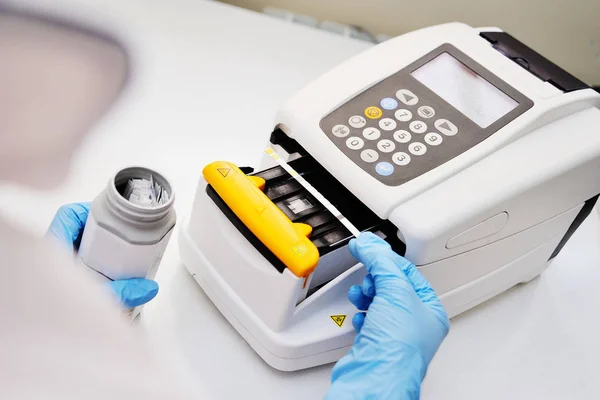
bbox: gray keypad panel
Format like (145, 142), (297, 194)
(319, 44), (533, 187)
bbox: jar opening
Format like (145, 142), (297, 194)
(113, 167), (173, 210)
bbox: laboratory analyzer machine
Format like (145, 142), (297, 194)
(179, 23), (600, 371)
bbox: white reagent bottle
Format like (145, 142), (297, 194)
(78, 167), (176, 316)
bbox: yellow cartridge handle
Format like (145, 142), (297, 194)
(203, 161), (319, 278)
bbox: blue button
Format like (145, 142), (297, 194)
(380, 97), (398, 110)
(375, 162), (394, 176)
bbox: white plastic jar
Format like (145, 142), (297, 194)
(78, 167), (176, 283)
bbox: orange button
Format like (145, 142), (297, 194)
(365, 106), (383, 119)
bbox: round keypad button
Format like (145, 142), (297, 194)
(346, 136), (364, 150)
(332, 124), (350, 137)
(365, 106), (383, 119)
(393, 130), (411, 143)
(424, 132), (443, 146)
(408, 142), (427, 155)
(380, 97), (398, 110)
(360, 149), (379, 163)
(434, 119), (458, 136)
(394, 109), (412, 122)
(395, 89), (419, 106)
(392, 152), (411, 166)
(377, 139), (396, 153)
(375, 162), (394, 176)
(348, 115), (367, 128)
(417, 106), (435, 119)
(378, 118), (397, 131)
(362, 127), (381, 141)
(409, 120), (427, 134)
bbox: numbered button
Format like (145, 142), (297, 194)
(348, 115), (366, 128)
(393, 130), (412, 143)
(424, 132), (443, 146)
(396, 89), (419, 106)
(346, 136), (364, 150)
(362, 127), (381, 141)
(375, 162), (394, 176)
(392, 152), (411, 166)
(360, 149), (379, 163)
(394, 109), (412, 122)
(378, 118), (397, 131)
(409, 120), (427, 134)
(377, 139), (396, 153)
(408, 142), (427, 155)
(332, 124), (350, 137)
(434, 119), (458, 136)
(417, 106), (435, 119)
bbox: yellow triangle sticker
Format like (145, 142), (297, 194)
(330, 315), (346, 328)
(292, 243), (307, 257)
(217, 168), (231, 178)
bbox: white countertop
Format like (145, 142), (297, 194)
(1, 1), (600, 399)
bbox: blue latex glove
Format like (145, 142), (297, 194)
(325, 232), (450, 400)
(47, 203), (159, 309)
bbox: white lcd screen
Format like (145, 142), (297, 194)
(411, 52), (518, 128)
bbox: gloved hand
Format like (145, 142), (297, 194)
(47, 202), (159, 309)
(326, 232), (450, 400)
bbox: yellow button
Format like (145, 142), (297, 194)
(365, 106), (383, 119)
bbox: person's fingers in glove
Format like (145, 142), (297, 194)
(352, 312), (366, 333)
(348, 273), (376, 333)
(349, 233), (447, 321)
(389, 251), (446, 315)
(47, 202), (159, 309)
(109, 278), (159, 309)
(348, 274), (375, 310)
(362, 273), (375, 297)
(349, 233), (450, 339)
(326, 232), (450, 400)
(349, 234), (415, 297)
(47, 202), (91, 251)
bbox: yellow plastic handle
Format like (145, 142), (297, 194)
(203, 161), (319, 278)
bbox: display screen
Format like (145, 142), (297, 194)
(411, 53), (518, 128)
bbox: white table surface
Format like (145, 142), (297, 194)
(1, 1), (600, 399)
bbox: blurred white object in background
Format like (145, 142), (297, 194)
(263, 6), (387, 43)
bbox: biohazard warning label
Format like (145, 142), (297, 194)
(330, 315), (346, 327)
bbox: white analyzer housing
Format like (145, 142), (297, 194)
(180, 23), (600, 371)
